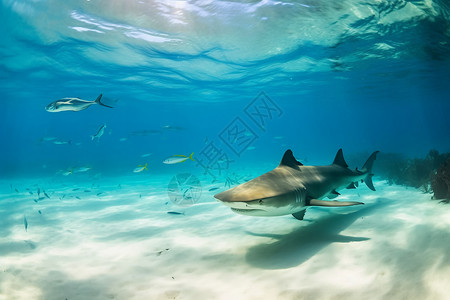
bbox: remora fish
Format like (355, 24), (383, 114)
(214, 149), (379, 220)
(163, 153), (194, 164)
(45, 94), (113, 112)
(91, 124), (106, 141)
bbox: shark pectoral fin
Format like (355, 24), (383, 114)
(327, 190), (340, 199)
(292, 210), (306, 220)
(308, 199), (364, 207)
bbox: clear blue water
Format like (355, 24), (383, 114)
(2, 0), (450, 180)
(2, 2), (450, 299)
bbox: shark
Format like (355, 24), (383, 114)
(214, 149), (379, 220)
(45, 94), (113, 112)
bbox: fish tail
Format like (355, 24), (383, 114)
(95, 94), (113, 108)
(361, 151), (380, 191)
(144, 163), (148, 170)
(189, 152), (194, 161)
(91, 135), (95, 141)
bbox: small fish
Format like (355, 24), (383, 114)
(43, 191), (50, 198)
(141, 153), (152, 157)
(163, 152), (194, 164)
(96, 192), (104, 196)
(15, 188), (19, 193)
(208, 187), (220, 192)
(62, 170), (73, 177)
(91, 124), (106, 141)
(72, 188), (80, 191)
(162, 125), (184, 131)
(75, 196), (81, 200)
(28, 191), (33, 195)
(133, 163), (148, 173)
(38, 210), (42, 215)
(37, 188), (41, 197)
(45, 94), (113, 112)
(167, 211), (185, 215)
(84, 190), (91, 193)
(53, 140), (72, 145)
(156, 248), (170, 256)
(37, 197), (45, 201)
(73, 166), (91, 173)
(24, 216), (28, 232)
(119, 137), (128, 142)
(247, 146), (256, 151)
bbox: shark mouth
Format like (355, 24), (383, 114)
(230, 208), (265, 213)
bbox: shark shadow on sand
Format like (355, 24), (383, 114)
(245, 200), (384, 269)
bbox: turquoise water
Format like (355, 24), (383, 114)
(2, 0), (450, 179)
(1, 1), (450, 299)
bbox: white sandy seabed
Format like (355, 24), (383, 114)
(1, 176), (449, 300)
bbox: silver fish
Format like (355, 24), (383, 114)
(163, 153), (194, 164)
(91, 124), (106, 141)
(45, 94), (113, 112)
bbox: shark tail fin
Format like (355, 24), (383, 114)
(189, 152), (194, 161)
(95, 94), (113, 108)
(361, 151), (380, 191)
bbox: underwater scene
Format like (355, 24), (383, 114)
(2, 0), (450, 299)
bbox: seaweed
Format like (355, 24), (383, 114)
(431, 157), (450, 203)
(376, 150), (450, 199)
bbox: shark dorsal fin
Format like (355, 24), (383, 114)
(332, 148), (349, 168)
(280, 149), (303, 169)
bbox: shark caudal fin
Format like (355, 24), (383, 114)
(94, 94), (113, 108)
(361, 151), (380, 191)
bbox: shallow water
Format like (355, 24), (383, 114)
(2, 179), (450, 299)
(1, 1), (450, 299)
